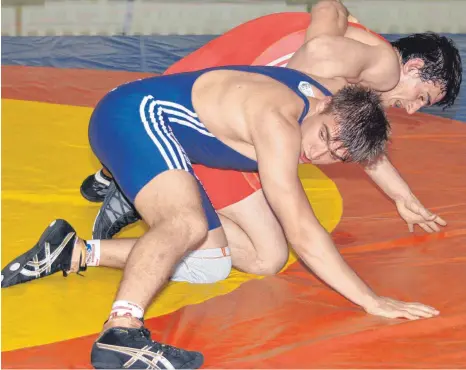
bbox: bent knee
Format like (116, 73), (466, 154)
(253, 253), (288, 275)
(171, 247), (232, 284)
(184, 214), (209, 246)
(154, 212), (209, 249)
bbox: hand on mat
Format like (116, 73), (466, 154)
(395, 196), (447, 233)
(365, 296), (440, 320)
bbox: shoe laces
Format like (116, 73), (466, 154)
(92, 179), (109, 195)
(133, 328), (183, 357)
(105, 188), (140, 232)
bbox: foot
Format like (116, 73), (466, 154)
(1, 219), (86, 288)
(92, 181), (142, 240)
(81, 169), (113, 203)
(91, 318), (204, 369)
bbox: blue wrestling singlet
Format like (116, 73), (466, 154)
(88, 65), (332, 230)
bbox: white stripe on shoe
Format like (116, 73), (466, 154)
(96, 342), (176, 369)
(95, 170), (111, 186)
(20, 232), (75, 277)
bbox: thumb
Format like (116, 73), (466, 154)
(408, 223), (414, 233)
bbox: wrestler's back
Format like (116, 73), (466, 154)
(91, 65), (329, 171)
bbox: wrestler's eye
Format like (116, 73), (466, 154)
(420, 94), (432, 106)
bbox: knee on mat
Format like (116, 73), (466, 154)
(253, 253), (288, 276)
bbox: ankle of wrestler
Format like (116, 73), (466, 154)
(73, 238), (101, 268)
(109, 300), (145, 322)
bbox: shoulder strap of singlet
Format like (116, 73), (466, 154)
(286, 70), (332, 123)
(303, 76), (332, 97)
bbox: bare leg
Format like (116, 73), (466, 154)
(74, 189), (286, 276)
(101, 167), (112, 178)
(218, 189), (289, 275)
(72, 227), (226, 270)
(106, 170), (209, 321)
(91, 169), (206, 368)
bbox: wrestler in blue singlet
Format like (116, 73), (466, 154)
(89, 66), (332, 231)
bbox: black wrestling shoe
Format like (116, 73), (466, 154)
(80, 169), (113, 203)
(92, 181), (141, 240)
(1, 219), (86, 288)
(91, 326), (204, 369)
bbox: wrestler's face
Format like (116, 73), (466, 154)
(381, 58), (445, 114)
(299, 98), (348, 165)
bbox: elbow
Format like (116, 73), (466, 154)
(303, 35), (334, 55)
(297, 36), (335, 72)
(312, 1), (348, 19)
(287, 224), (329, 258)
(292, 238), (328, 267)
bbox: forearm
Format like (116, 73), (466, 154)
(364, 155), (412, 201)
(306, 0), (349, 41)
(293, 228), (378, 309)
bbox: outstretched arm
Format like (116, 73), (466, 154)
(251, 109), (439, 319)
(364, 155), (447, 232)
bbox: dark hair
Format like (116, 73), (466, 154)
(324, 85), (390, 164)
(391, 32), (462, 110)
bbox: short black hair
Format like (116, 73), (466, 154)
(324, 85), (390, 164)
(391, 32), (462, 110)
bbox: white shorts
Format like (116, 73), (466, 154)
(171, 247), (232, 284)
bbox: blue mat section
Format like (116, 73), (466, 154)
(1, 35), (216, 74)
(2, 34), (465, 121)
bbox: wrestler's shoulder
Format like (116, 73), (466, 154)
(360, 42), (400, 91)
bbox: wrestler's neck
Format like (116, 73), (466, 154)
(307, 98), (319, 117)
(308, 75), (346, 97)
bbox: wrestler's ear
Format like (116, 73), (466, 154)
(403, 58), (425, 76)
(315, 96), (332, 114)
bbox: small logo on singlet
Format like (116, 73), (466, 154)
(298, 81), (315, 98)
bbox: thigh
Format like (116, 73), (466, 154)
(134, 170), (206, 228)
(133, 164), (225, 234)
(135, 170), (227, 253)
(218, 189), (288, 258)
(192, 165), (288, 257)
(131, 159), (224, 234)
